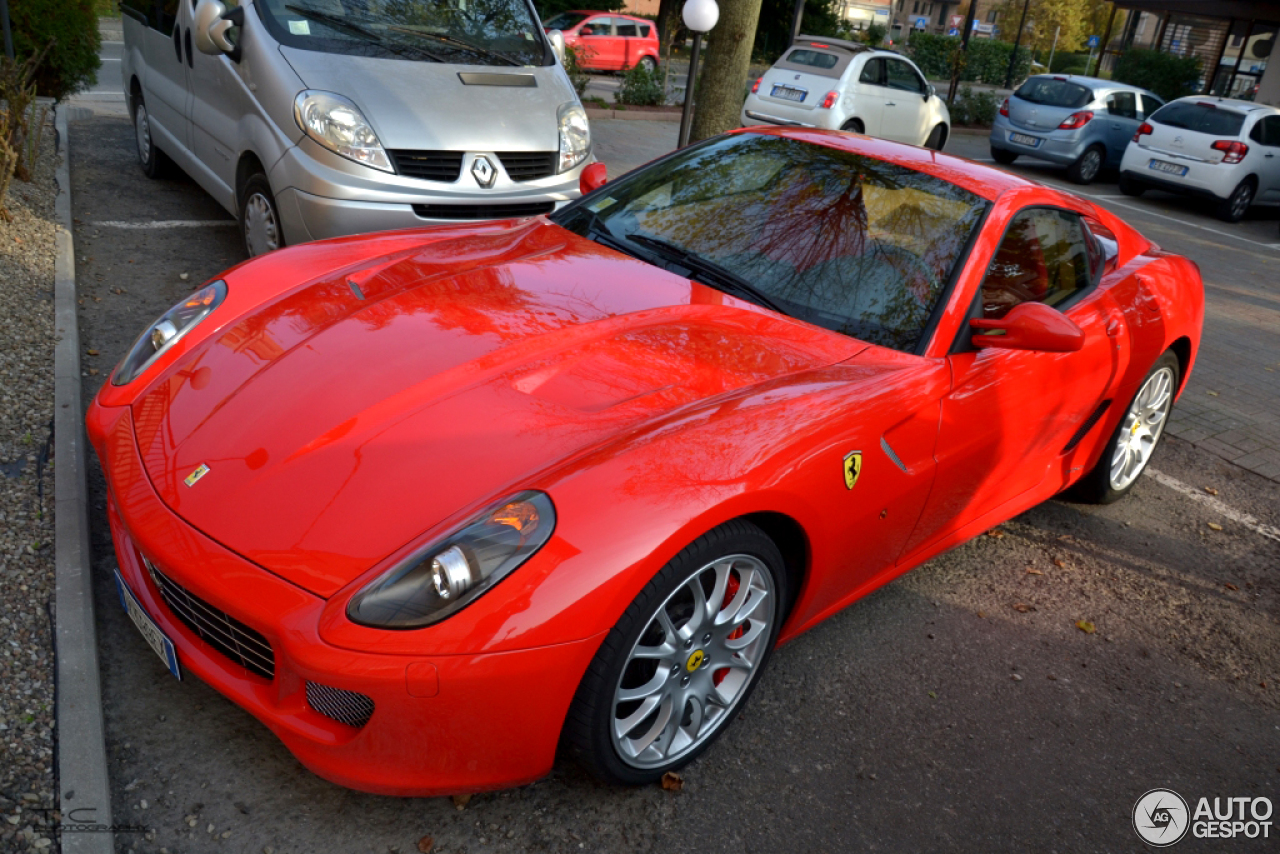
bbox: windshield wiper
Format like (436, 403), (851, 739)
(284, 6), (447, 61)
(625, 234), (788, 315)
(385, 26), (523, 66)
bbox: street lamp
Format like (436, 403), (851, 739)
(677, 0), (718, 148)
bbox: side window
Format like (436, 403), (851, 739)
(980, 209), (1093, 319)
(1106, 91), (1137, 120)
(582, 17), (613, 36)
(1140, 94), (1164, 119)
(616, 19), (638, 37)
(1249, 116), (1280, 146)
(885, 59), (925, 93)
(157, 0), (180, 35)
(120, 0), (151, 25)
(859, 58), (885, 86)
(639, 24), (651, 37)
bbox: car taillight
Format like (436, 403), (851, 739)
(1211, 140), (1248, 164)
(1058, 111), (1094, 130)
(821, 90), (838, 109)
(751, 77), (761, 94)
(999, 98), (1009, 117)
(1133, 121), (1153, 142)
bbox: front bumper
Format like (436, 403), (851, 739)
(87, 401), (604, 796)
(989, 115), (1087, 167)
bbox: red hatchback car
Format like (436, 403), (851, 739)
(89, 128), (1202, 796)
(545, 10), (660, 72)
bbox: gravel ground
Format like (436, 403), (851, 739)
(0, 107), (60, 851)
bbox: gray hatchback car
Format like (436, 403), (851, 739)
(990, 75), (1164, 184)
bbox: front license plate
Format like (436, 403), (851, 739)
(1009, 132), (1041, 147)
(770, 84), (807, 103)
(1148, 158), (1188, 177)
(115, 570), (181, 680)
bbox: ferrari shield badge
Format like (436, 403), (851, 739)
(843, 451), (862, 490)
(184, 463), (211, 487)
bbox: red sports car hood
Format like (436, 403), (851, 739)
(131, 219), (863, 597)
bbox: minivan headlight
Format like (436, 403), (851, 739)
(294, 90), (394, 173)
(113, 281), (227, 386)
(348, 491), (556, 629)
(557, 102), (590, 173)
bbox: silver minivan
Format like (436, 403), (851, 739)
(120, 0), (592, 256)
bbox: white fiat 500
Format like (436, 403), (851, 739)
(741, 36), (950, 149)
(1118, 97), (1280, 222)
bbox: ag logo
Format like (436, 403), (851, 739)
(843, 450), (862, 490)
(184, 463), (211, 487)
(685, 650), (705, 672)
(471, 155), (497, 188)
(1133, 788), (1190, 846)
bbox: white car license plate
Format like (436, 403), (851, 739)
(770, 85), (807, 103)
(1009, 132), (1041, 147)
(115, 570), (181, 680)
(1148, 159), (1188, 177)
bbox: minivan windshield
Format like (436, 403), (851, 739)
(258, 0), (549, 66)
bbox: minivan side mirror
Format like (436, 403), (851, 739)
(580, 162), (607, 195)
(547, 29), (566, 64)
(194, 0), (243, 62)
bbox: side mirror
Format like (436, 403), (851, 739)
(195, 0), (243, 61)
(925, 83), (935, 102)
(546, 29), (565, 64)
(969, 302), (1085, 352)
(580, 25), (595, 36)
(580, 162), (607, 195)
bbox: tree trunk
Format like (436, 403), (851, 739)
(655, 0), (680, 48)
(688, 0), (764, 144)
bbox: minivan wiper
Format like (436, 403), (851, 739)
(285, 5), (381, 42)
(625, 234), (788, 315)
(386, 27), (523, 66)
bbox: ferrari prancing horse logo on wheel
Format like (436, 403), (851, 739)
(843, 451), (862, 490)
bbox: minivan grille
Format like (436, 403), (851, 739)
(144, 559), (275, 680)
(496, 151), (557, 181)
(389, 150), (465, 182)
(412, 201), (555, 220)
(306, 681), (375, 728)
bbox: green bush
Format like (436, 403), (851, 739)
(561, 45), (593, 97)
(946, 85), (999, 127)
(7, 0), (100, 100)
(1113, 48), (1202, 102)
(908, 32), (1031, 86)
(1050, 51), (1090, 75)
(861, 22), (887, 46)
(616, 63), (665, 107)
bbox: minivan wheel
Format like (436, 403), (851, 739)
(991, 147), (1017, 165)
(1118, 172), (1145, 196)
(133, 93), (170, 179)
(1216, 178), (1255, 223)
(240, 174), (283, 257)
(1067, 145), (1104, 184)
(636, 56), (657, 73)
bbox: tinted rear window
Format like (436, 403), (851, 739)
(1150, 102), (1246, 136)
(1014, 78), (1092, 109)
(786, 48), (839, 69)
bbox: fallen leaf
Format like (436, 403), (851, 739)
(661, 771), (683, 792)
(1207, 390), (1219, 396)
(986, 529), (1006, 539)
(976, 610), (986, 619)
(1012, 603), (1035, 613)
(88, 368), (98, 376)
(1075, 620), (1096, 634)
(1204, 486), (1219, 495)
(180, 272), (190, 281)
(13, 236), (21, 244)
(1057, 534), (1075, 542)
(1207, 522), (1223, 531)
(1224, 582), (1238, 591)
(1025, 568), (1043, 576)
(450, 794), (471, 810)
(927, 690), (937, 699)
(1011, 673), (1023, 682)
(416, 835), (434, 854)
(1053, 559), (1066, 568)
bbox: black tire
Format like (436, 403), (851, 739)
(1118, 172), (1145, 196)
(1066, 145), (1105, 185)
(924, 123), (947, 151)
(991, 147), (1017, 165)
(840, 118), (865, 134)
(562, 519), (787, 785)
(1072, 352), (1180, 505)
(1215, 178), (1255, 223)
(239, 173), (284, 258)
(132, 91), (171, 179)
(636, 55), (657, 73)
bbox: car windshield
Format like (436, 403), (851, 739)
(257, 0), (548, 66)
(543, 11), (589, 30)
(1150, 101), (1247, 136)
(550, 133), (989, 353)
(1014, 78), (1092, 109)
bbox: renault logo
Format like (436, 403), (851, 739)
(471, 155), (497, 188)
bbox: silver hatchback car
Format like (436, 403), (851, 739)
(990, 75), (1164, 184)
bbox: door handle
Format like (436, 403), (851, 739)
(886, 101), (896, 107)
(1106, 316), (1123, 337)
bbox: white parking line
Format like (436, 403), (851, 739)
(1145, 468), (1280, 542)
(93, 220), (236, 229)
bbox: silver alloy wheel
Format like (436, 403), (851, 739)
(610, 553), (776, 769)
(135, 103), (152, 164)
(1109, 365), (1175, 491)
(1229, 182), (1254, 220)
(1078, 148), (1102, 182)
(243, 191), (280, 256)
(638, 56), (656, 73)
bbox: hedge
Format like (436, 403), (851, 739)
(6, 0), (100, 100)
(907, 32), (1032, 86)
(1112, 48), (1202, 102)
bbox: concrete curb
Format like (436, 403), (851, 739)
(586, 107), (681, 122)
(52, 105), (114, 854)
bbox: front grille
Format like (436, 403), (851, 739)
(496, 151), (557, 182)
(145, 560), (275, 680)
(306, 681), (375, 728)
(389, 150), (465, 182)
(412, 201), (555, 220)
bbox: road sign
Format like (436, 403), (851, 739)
(949, 14), (964, 28)
(947, 27), (959, 36)
(1087, 34), (1100, 47)
(915, 16), (928, 28)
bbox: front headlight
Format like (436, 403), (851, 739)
(112, 281), (227, 386)
(557, 102), (590, 173)
(293, 90), (393, 173)
(348, 491), (556, 629)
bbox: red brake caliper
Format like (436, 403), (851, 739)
(713, 572), (743, 687)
